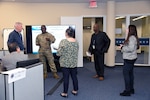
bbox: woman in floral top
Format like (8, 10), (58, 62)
(57, 27), (79, 97)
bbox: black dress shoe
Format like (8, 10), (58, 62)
(130, 89), (134, 94)
(60, 93), (68, 98)
(120, 90), (131, 96)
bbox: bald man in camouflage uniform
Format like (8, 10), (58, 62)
(36, 25), (59, 79)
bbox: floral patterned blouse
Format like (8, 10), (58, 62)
(57, 39), (79, 68)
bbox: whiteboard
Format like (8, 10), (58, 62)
(3, 28), (24, 50)
(30, 25), (75, 54)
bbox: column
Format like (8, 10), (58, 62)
(106, 0), (116, 67)
(125, 16), (130, 38)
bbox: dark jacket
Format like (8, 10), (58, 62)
(7, 30), (24, 50)
(88, 31), (110, 55)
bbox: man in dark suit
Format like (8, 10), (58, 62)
(88, 24), (110, 81)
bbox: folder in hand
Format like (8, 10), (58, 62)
(86, 51), (92, 57)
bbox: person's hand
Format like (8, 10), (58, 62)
(53, 46), (58, 50)
(86, 51), (92, 57)
(118, 44), (123, 49)
(46, 38), (50, 41)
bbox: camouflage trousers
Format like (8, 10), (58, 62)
(38, 50), (57, 75)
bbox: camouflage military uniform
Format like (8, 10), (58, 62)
(36, 32), (57, 77)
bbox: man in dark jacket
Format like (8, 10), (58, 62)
(88, 24), (110, 81)
(7, 22), (24, 51)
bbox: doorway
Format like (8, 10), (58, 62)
(83, 17), (104, 62)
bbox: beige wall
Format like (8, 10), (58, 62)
(0, 2), (107, 49)
(83, 30), (92, 56)
(0, 1), (150, 49)
(116, 1), (150, 15)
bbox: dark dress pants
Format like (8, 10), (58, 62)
(94, 53), (104, 77)
(123, 59), (136, 92)
(61, 67), (78, 93)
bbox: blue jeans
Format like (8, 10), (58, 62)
(61, 67), (78, 93)
(123, 59), (136, 92)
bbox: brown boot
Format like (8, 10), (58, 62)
(99, 77), (104, 81)
(53, 72), (60, 79)
(44, 73), (48, 79)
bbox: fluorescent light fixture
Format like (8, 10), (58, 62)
(115, 16), (125, 20)
(132, 15), (147, 21)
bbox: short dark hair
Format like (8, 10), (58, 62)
(66, 27), (75, 38)
(8, 43), (19, 53)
